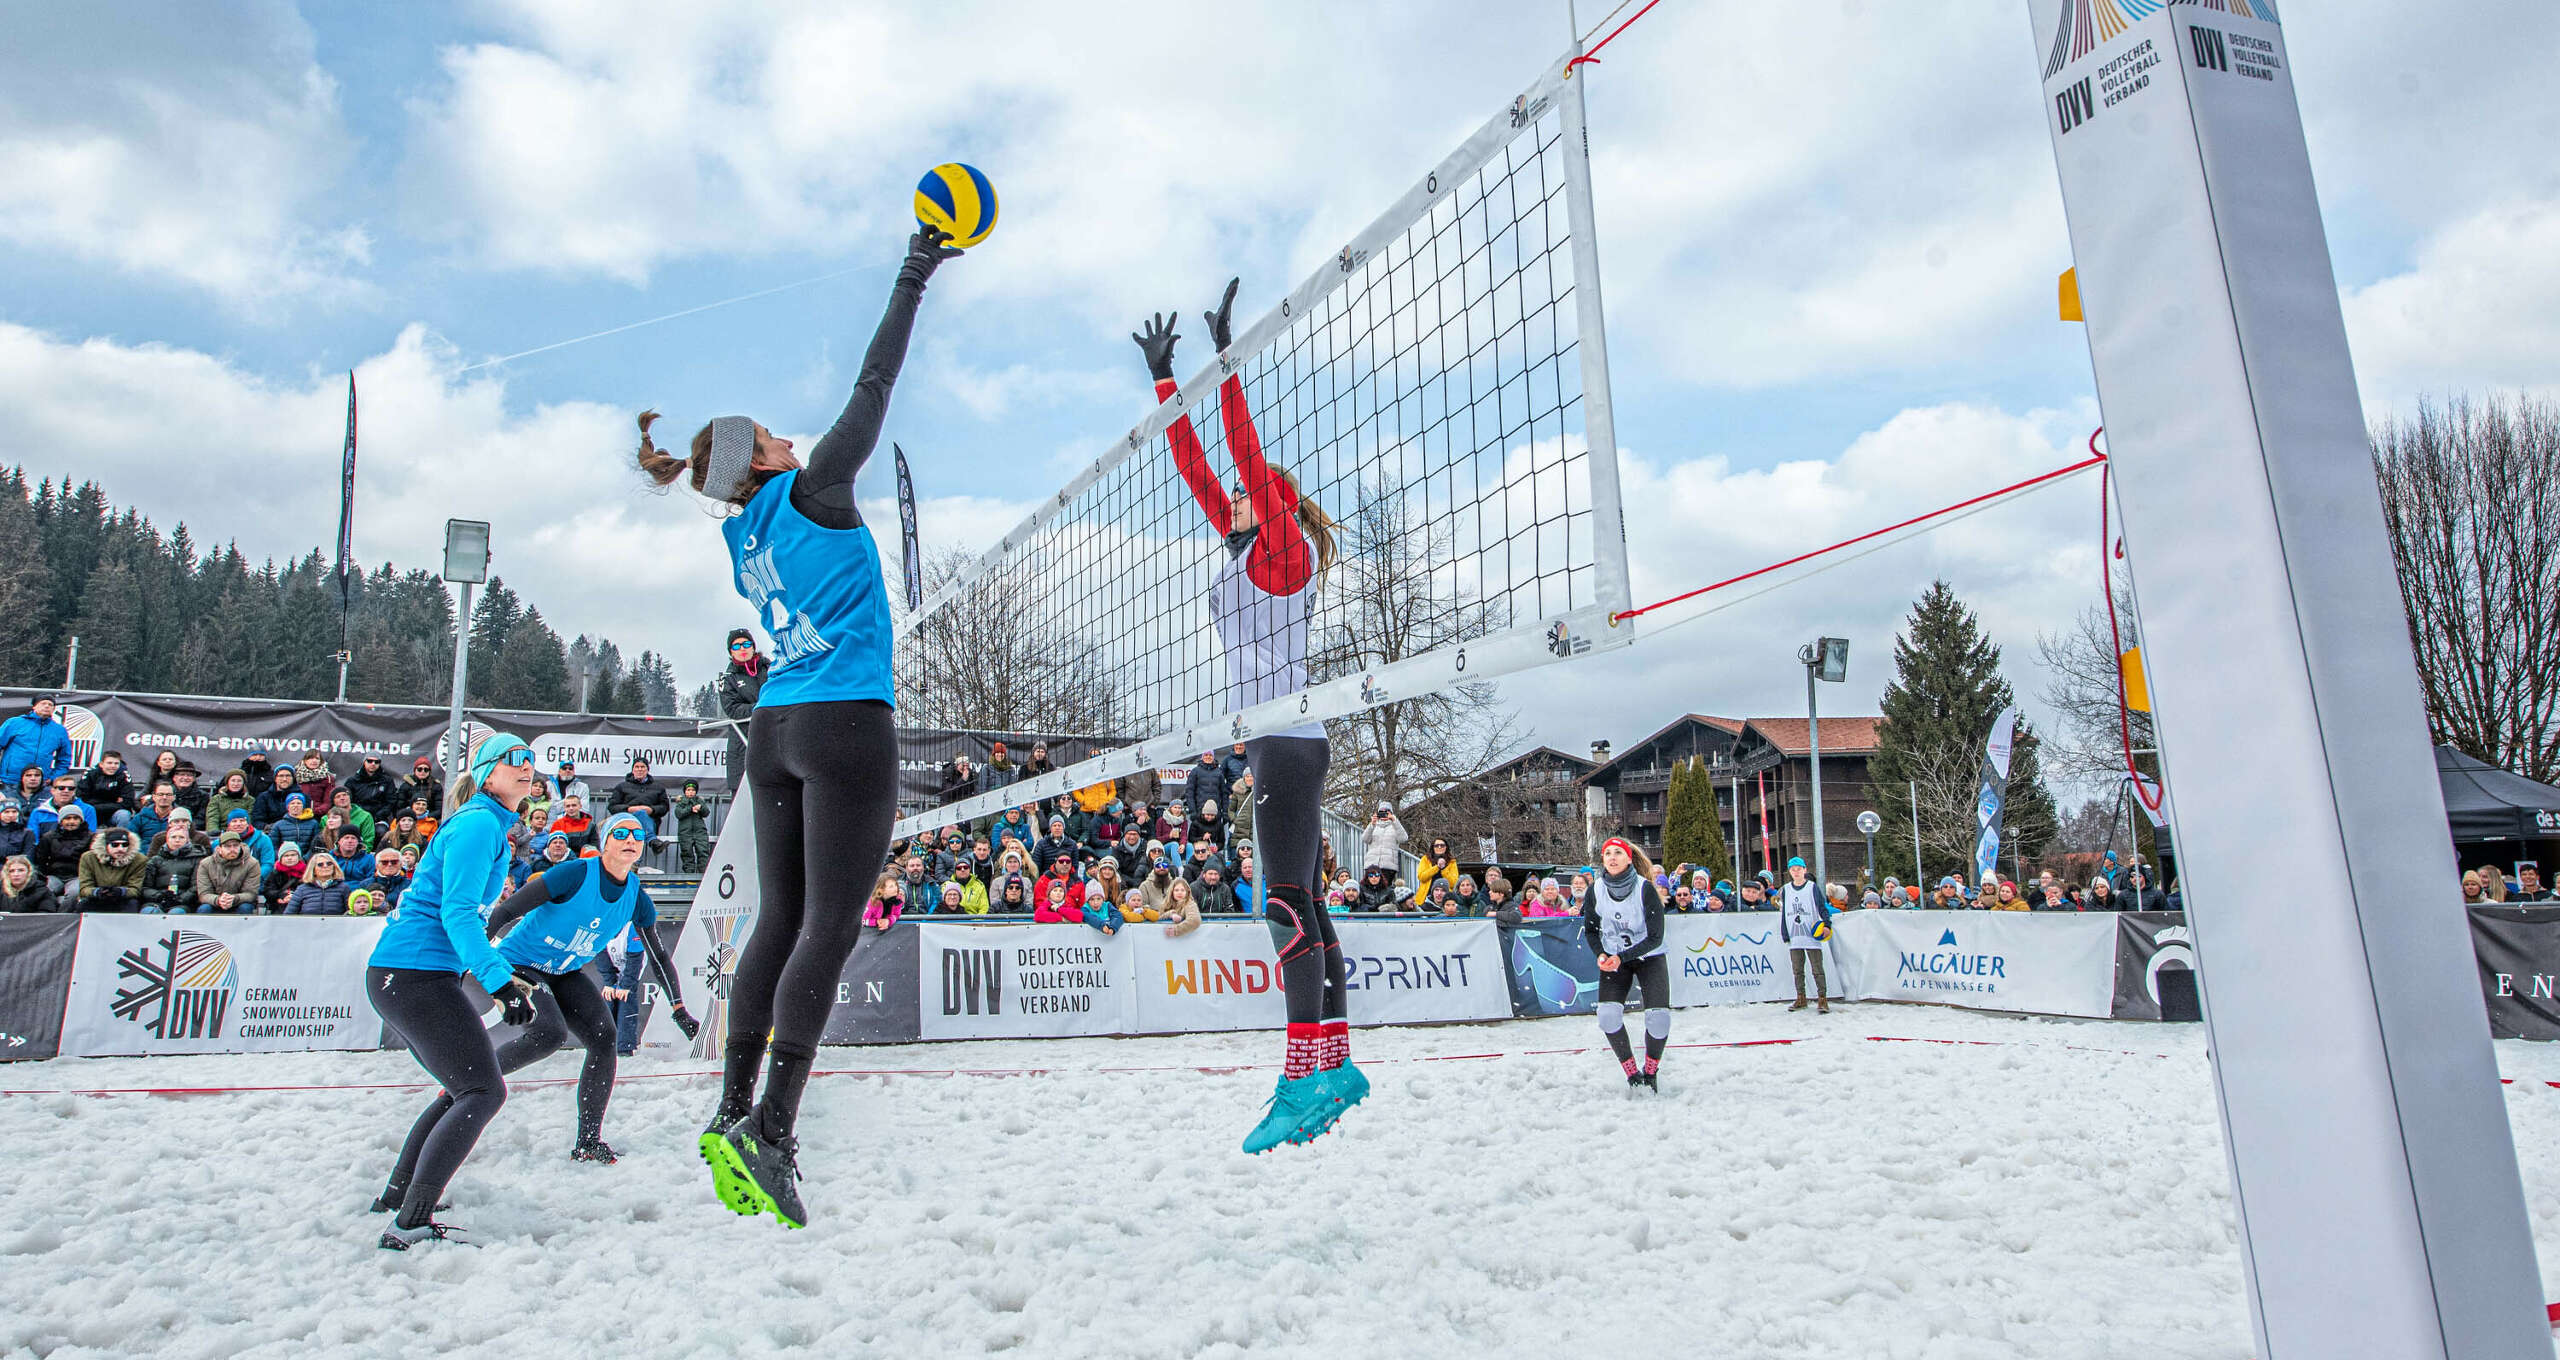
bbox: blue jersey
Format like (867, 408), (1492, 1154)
(722, 471), (894, 709)
(497, 859), (658, 974)
(368, 793), (517, 992)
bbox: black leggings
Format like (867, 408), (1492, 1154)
(1596, 953), (1671, 1065)
(385, 968), (618, 1200)
(368, 967), (503, 1228)
(727, 699), (898, 1113)
(1246, 735), (1344, 1026)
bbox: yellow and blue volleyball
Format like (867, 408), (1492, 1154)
(914, 163), (997, 249)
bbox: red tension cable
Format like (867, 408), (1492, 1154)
(1569, 0), (1663, 67)
(1609, 450), (2108, 624)
(2094, 427), (2165, 813)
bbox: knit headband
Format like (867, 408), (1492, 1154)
(702, 415), (759, 502)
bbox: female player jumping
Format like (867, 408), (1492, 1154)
(373, 813), (700, 1208)
(363, 733), (544, 1249)
(1583, 837), (1670, 1092)
(639, 226), (961, 1226)
(1134, 278), (1362, 1153)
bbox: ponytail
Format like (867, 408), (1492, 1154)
(445, 773), (480, 818)
(1274, 469), (1337, 580)
(638, 409), (764, 509)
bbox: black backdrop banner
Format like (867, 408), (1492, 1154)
(0, 914), (79, 1062)
(15, 687), (1122, 804)
(2109, 912), (2197, 1021)
(2468, 906), (2560, 1040)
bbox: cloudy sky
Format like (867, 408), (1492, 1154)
(5, 1), (2553, 797)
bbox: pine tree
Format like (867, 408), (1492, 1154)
(68, 543), (143, 690)
(1660, 756), (1734, 884)
(0, 470), (53, 682)
(1871, 580), (2061, 880)
(634, 651), (678, 715)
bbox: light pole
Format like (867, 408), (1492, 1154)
(1798, 637), (1849, 888)
(1857, 808), (1882, 893)
(442, 519), (491, 784)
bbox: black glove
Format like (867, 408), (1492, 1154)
(671, 1003), (701, 1040)
(1204, 276), (1239, 352)
(1132, 312), (1179, 382)
(497, 973), (541, 1028)
(897, 226), (964, 288)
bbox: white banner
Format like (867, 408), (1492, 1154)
(1665, 913), (1796, 1007)
(528, 730), (727, 787)
(1828, 909), (2117, 1019)
(60, 916), (387, 1057)
(1334, 920), (1509, 1025)
(916, 923), (1133, 1040)
(1129, 921), (1508, 1033)
(640, 784), (756, 1057)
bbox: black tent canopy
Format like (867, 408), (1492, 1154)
(2436, 745), (2560, 843)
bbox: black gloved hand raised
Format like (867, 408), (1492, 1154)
(498, 973), (541, 1028)
(898, 227), (965, 288)
(1204, 276), (1239, 353)
(671, 1003), (701, 1040)
(1133, 312), (1180, 383)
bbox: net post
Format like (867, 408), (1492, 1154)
(1558, 44), (1634, 621)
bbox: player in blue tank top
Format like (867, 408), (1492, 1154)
(363, 732), (547, 1249)
(635, 225), (963, 1228)
(374, 814), (698, 1197)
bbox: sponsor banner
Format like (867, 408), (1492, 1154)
(60, 916), (387, 1056)
(0, 915), (79, 1061)
(1665, 913), (1794, 1007)
(1828, 909), (2117, 1019)
(916, 923), (1132, 1040)
(527, 731), (727, 787)
(1334, 920), (1507, 1024)
(2467, 906), (2560, 1041)
(822, 923), (922, 1045)
(1498, 918), (1601, 1017)
(1133, 924), (1288, 1033)
(641, 789), (759, 1057)
(2110, 911), (2198, 1022)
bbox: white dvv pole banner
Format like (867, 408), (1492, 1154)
(640, 787), (758, 1058)
(2025, 4), (2542, 1356)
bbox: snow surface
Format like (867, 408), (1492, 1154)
(7, 1003), (2560, 1359)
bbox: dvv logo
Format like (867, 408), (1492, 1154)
(113, 929), (237, 1040)
(1895, 927), (2009, 996)
(941, 947), (1005, 1016)
(59, 702), (104, 772)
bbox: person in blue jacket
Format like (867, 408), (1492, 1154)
(636, 224), (961, 1229)
(0, 697), (74, 785)
(363, 732), (546, 1250)
(375, 814), (698, 1200)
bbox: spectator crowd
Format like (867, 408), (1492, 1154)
(0, 694), (717, 915)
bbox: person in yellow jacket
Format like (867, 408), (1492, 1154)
(1410, 836), (1460, 907)
(1072, 779), (1116, 815)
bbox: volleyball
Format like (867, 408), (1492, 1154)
(914, 162), (997, 249)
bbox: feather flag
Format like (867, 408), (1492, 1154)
(335, 372), (358, 622)
(893, 442), (922, 611)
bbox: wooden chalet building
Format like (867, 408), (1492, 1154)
(1402, 745), (1597, 866)
(1585, 713), (1882, 883)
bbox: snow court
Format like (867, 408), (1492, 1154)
(8, 1008), (2560, 1359)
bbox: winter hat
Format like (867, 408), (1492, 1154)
(285, 793), (307, 811)
(727, 628), (753, 647)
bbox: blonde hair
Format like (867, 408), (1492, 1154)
(446, 773), (481, 818)
(1, 855), (30, 888)
(304, 855), (342, 885)
(872, 869), (903, 902)
(636, 410), (766, 509)
(1167, 877), (1195, 906)
(1272, 469), (1338, 579)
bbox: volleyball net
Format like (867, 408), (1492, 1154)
(892, 47), (1633, 836)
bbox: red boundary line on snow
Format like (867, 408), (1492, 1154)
(0, 1034), (2242, 1099)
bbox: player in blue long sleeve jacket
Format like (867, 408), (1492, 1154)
(363, 732), (546, 1250)
(376, 813), (697, 1194)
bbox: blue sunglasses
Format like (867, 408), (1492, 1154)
(605, 824), (647, 843)
(489, 747), (534, 770)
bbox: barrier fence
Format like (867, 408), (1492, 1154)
(0, 908), (2240, 1062)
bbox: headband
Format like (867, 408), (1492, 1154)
(467, 731), (530, 782)
(603, 811), (649, 838)
(1601, 837), (1636, 861)
(702, 415), (759, 502)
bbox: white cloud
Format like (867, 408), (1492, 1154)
(2343, 201), (2560, 408)
(0, 321), (1030, 697)
(0, 3), (366, 306)
(1497, 400), (2111, 786)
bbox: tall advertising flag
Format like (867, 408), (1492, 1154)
(335, 372), (358, 622)
(892, 442), (922, 611)
(1971, 705), (2017, 884)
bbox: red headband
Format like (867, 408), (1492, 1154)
(1601, 837), (1636, 861)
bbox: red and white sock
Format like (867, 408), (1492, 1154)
(1285, 1023), (1320, 1080)
(1620, 1056), (1639, 1076)
(1317, 1020), (1349, 1071)
(1642, 1056), (1660, 1076)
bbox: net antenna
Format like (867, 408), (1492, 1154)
(893, 44), (1632, 837)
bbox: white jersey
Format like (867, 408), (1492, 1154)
(1591, 872), (1659, 959)
(1780, 879), (1826, 950)
(1212, 541), (1323, 741)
